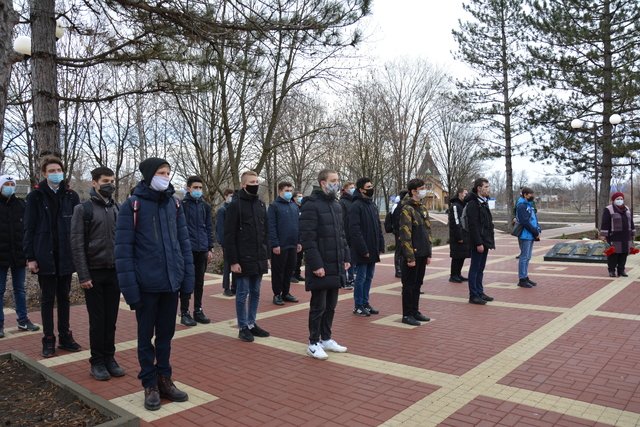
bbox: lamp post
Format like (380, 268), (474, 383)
(571, 114), (622, 229)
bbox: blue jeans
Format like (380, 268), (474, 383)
(468, 248), (488, 298)
(354, 263), (375, 307)
(518, 239), (534, 279)
(0, 266), (27, 324)
(236, 275), (262, 328)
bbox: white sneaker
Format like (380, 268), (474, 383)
(306, 343), (329, 360)
(320, 339), (347, 353)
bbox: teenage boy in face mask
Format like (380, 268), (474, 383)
(515, 187), (541, 288)
(24, 156), (81, 357)
(179, 176), (214, 326)
(291, 191), (305, 283)
(224, 171), (270, 342)
(216, 188), (237, 296)
(0, 175), (40, 339)
(115, 157), (194, 411)
(268, 182), (301, 305)
(70, 167), (123, 381)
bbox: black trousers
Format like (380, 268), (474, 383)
(308, 287), (339, 344)
(450, 258), (465, 277)
(135, 291), (178, 388)
(394, 237), (402, 276)
(607, 253), (628, 274)
(401, 256), (427, 317)
(295, 251), (304, 277)
(84, 269), (120, 366)
(271, 248), (297, 296)
(38, 274), (72, 337)
(180, 251), (208, 312)
(222, 249), (237, 292)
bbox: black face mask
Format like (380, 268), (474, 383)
(526, 196), (534, 202)
(364, 188), (375, 198)
(245, 184), (259, 195)
(98, 183), (115, 198)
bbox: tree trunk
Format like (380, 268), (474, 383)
(500, 6), (515, 226)
(30, 0), (60, 160)
(0, 0), (19, 172)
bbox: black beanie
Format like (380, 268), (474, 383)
(139, 157), (170, 185)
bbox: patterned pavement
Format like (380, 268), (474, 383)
(2, 233), (640, 426)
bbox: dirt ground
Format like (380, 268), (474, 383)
(0, 358), (112, 427)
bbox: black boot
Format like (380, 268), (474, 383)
(144, 386), (161, 411)
(42, 336), (56, 357)
(58, 331), (81, 352)
(158, 375), (188, 402)
(90, 364), (111, 381)
(526, 277), (537, 286)
(517, 278), (533, 288)
(193, 308), (211, 324)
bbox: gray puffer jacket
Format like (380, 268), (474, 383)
(70, 190), (119, 283)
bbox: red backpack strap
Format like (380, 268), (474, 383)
(130, 196), (140, 229)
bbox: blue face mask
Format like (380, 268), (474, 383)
(296, 196), (303, 204)
(48, 172), (64, 185)
(191, 190), (203, 199)
(348, 187), (355, 195)
(1, 186), (15, 197)
(283, 191), (293, 201)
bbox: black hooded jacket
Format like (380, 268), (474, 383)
(0, 194), (26, 268)
(464, 192), (495, 250)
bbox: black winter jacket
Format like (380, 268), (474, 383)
(348, 191), (385, 264)
(0, 194), (26, 268)
(70, 190), (118, 283)
(300, 189), (350, 288)
(23, 180), (80, 276)
(448, 196), (470, 259)
(182, 193), (214, 252)
(339, 192), (354, 245)
(223, 189), (269, 276)
(464, 192), (495, 250)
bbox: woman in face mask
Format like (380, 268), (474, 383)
(600, 192), (636, 277)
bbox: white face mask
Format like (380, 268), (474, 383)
(226, 195), (233, 203)
(150, 175), (171, 191)
(614, 199), (624, 207)
(418, 189), (428, 199)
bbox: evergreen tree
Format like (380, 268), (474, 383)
(452, 0), (529, 223)
(525, 0), (640, 226)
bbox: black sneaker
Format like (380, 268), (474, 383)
(238, 327), (254, 342)
(401, 316), (421, 326)
(223, 289), (234, 296)
(608, 271), (617, 277)
(193, 308), (211, 324)
(619, 271), (628, 277)
(480, 293), (494, 302)
(295, 274), (305, 281)
(395, 272), (402, 278)
(343, 280), (354, 290)
(42, 335), (56, 357)
(144, 386), (161, 411)
(180, 312), (197, 326)
(283, 294), (298, 303)
(526, 277), (538, 286)
(273, 295), (285, 305)
(289, 276), (299, 283)
(517, 280), (533, 288)
(105, 359), (125, 377)
(449, 276), (463, 283)
(90, 364), (111, 381)
(249, 324), (270, 338)
(363, 303), (379, 315)
(58, 331), (81, 352)
(459, 276), (468, 281)
(413, 312), (430, 322)
(469, 296), (487, 305)
(17, 319), (40, 332)
(353, 306), (370, 317)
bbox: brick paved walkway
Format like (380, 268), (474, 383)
(2, 234), (640, 426)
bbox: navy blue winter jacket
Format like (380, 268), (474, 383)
(215, 202), (230, 245)
(268, 196), (299, 250)
(114, 181), (195, 308)
(23, 180), (80, 276)
(182, 193), (214, 252)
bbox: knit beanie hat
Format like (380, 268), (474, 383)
(0, 175), (16, 188)
(611, 191), (624, 202)
(139, 157), (170, 185)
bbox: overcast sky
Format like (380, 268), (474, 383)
(359, 0), (559, 184)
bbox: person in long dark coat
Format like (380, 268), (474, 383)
(448, 188), (470, 283)
(600, 192), (636, 277)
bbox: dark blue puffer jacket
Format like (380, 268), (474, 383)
(115, 181), (194, 308)
(182, 193), (214, 252)
(268, 196), (299, 250)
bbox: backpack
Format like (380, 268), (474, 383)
(384, 210), (394, 233)
(460, 204), (470, 232)
(128, 195), (181, 228)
